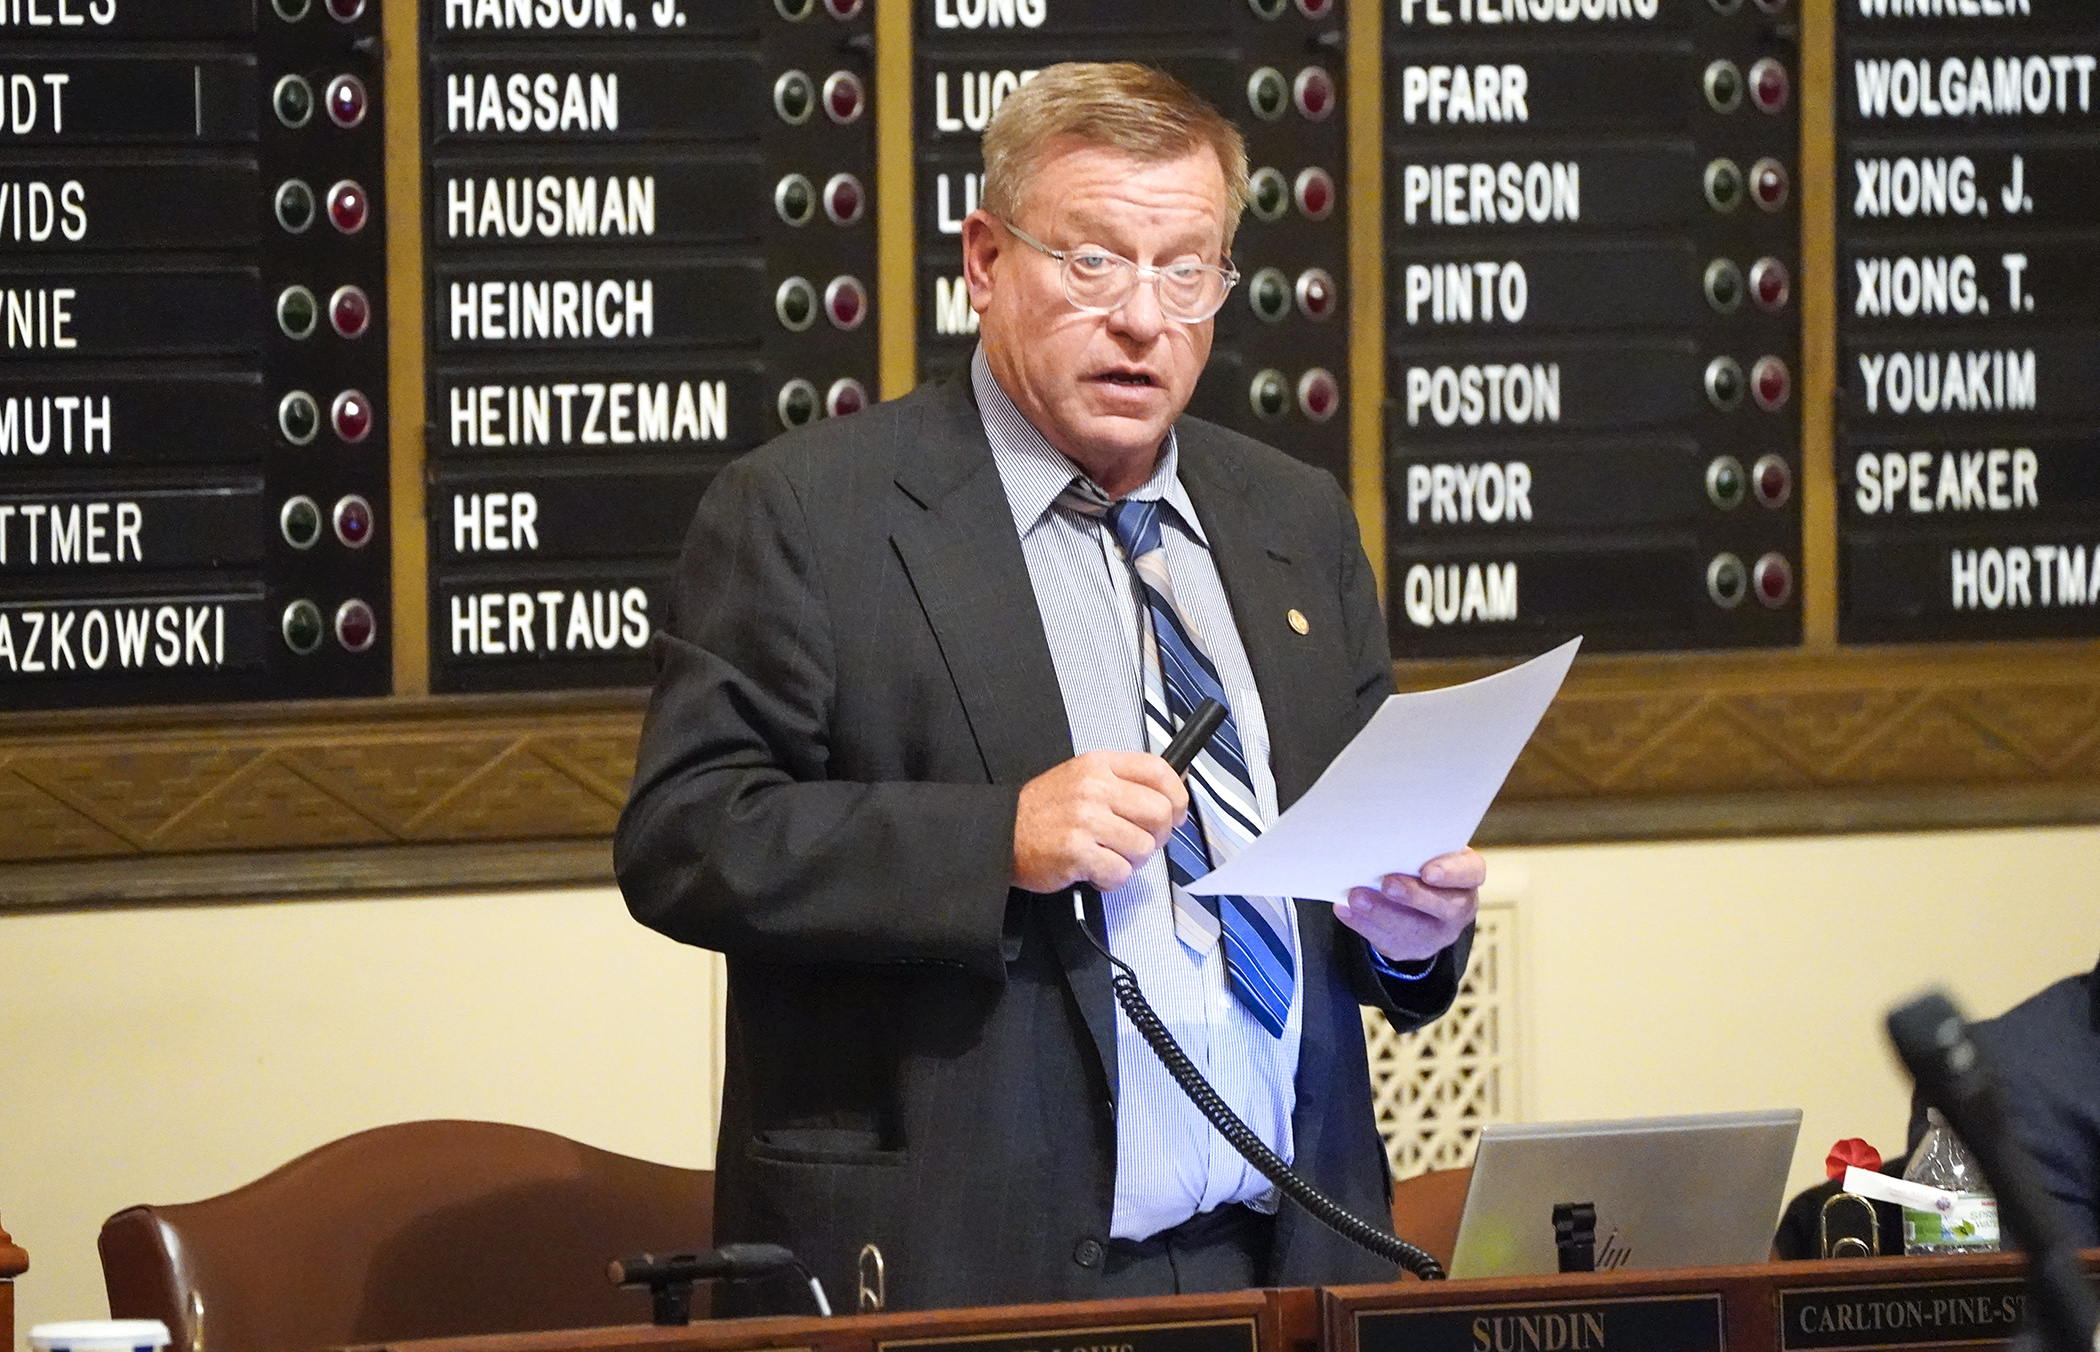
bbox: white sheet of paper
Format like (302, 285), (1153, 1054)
(1183, 636), (1581, 902)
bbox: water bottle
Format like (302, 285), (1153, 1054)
(1901, 1107), (2001, 1255)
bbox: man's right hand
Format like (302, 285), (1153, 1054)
(1013, 751), (1189, 893)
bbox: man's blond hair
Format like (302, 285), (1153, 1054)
(980, 62), (1250, 249)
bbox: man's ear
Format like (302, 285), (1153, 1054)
(961, 209), (1000, 311)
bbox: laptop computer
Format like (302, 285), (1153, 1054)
(1447, 1108), (1803, 1278)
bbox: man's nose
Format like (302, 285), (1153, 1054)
(1107, 274), (1168, 342)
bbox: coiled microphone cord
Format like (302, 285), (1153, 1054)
(1070, 888), (1447, 1281)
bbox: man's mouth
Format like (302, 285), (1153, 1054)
(1092, 370), (1158, 387)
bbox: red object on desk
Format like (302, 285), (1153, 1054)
(1826, 1138), (1883, 1180)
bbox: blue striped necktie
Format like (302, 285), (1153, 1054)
(1057, 481), (1297, 1038)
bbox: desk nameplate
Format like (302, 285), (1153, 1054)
(1356, 1293), (1724, 1352)
(1779, 1279), (2029, 1352)
(879, 1315), (1258, 1352)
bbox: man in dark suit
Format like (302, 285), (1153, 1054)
(617, 62), (1481, 1312)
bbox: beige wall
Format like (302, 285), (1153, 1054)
(3, 828), (2093, 1347)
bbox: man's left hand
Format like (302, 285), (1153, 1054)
(1335, 848), (1484, 964)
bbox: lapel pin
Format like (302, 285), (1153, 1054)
(1287, 608), (1309, 635)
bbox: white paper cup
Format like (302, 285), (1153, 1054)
(28, 1321), (171, 1352)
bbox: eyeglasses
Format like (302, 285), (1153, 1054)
(999, 217), (1240, 324)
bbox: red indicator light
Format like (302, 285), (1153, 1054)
(1753, 553), (1793, 608)
(1749, 59), (1789, 113)
(1753, 0), (1787, 11)
(824, 173), (865, 225)
(1751, 158), (1789, 211)
(324, 0), (364, 19)
(823, 0), (863, 16)
(326, 179), (369, 234)
(1294, 66), (1336, 121)
(825, 275), (868, 330)
(1296, 368), (1339, 422)
(325, 74), (368, 128)
(329, 285), (371, 339)
(333, 494), (375, 547)
(1751, 355), (1791, 410)
(1294, 167), (1335, 220)
(1752, 454), (1793, 508)
(1295, 268), (1337, 321)
(335, 598), (378, 652)
(826, 378), (868, 417)
(331, 389), (373, 442)
(1295, 0), (1335, 15)
(1750, 257), (1790, 311)
(823, 71), (865, 124)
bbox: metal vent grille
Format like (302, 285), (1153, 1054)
(1363, 900), (1517, 1180)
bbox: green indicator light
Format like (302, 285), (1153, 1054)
(1249, 168), (1287, 221)
(777, 380), (818, 427)
(1703, 259), (1743, 313)
(1247, 0), (1287, 16)
(1247, 69), (1286, 121)
(1705, 456), (1746, 509)
(274, 75), (314, 127)
(775, 0), (813, 17)
(279, 391), (320, 444)
(281, 497), (322, 548)
(277, 286), (317, 339)
(1249, 370), (1288, 421)
(282, 600), (324, 655)
(775, 174), (815, 225)
(775, 72), (814, 124)
(275, 180), (315, 233)
(272, 0), (311, 19)
(1704, 159), (1744, 213)
(1249, 269), (1289, 322)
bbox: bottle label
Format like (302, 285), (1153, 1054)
(1904, 1194), (2000, 1247)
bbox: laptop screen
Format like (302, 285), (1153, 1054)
(1448, 1109), (1803, 1278)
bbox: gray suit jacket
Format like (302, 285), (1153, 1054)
(616, 377), (1469, 1311)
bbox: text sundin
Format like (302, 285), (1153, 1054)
(1472, 1312), (1608, 1352)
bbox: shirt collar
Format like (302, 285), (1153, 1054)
(972, 345), (1207, 546)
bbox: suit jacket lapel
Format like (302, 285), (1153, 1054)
(887, 381), (1072, 786)
(885, 381), (1121, 1101)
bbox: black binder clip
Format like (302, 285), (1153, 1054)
(1553, 1202), (1597, 1274)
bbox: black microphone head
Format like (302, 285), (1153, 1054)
(715, 1243), (798, 1274)
(1887, 988), (2000, 1128)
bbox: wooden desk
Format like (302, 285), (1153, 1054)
(343, 1290), (1286, 1352)
(345, 1253), (2100, 1352)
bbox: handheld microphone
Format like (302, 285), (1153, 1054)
(1886, 990), (2098, 1352)
(1074, 696), (1447, 1280)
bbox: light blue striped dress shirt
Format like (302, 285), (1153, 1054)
(970, 348), (1303, 1243)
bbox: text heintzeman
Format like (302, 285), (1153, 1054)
(447, 379), (726, 447)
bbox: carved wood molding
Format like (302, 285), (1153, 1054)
(3, 642), (2098, 906)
